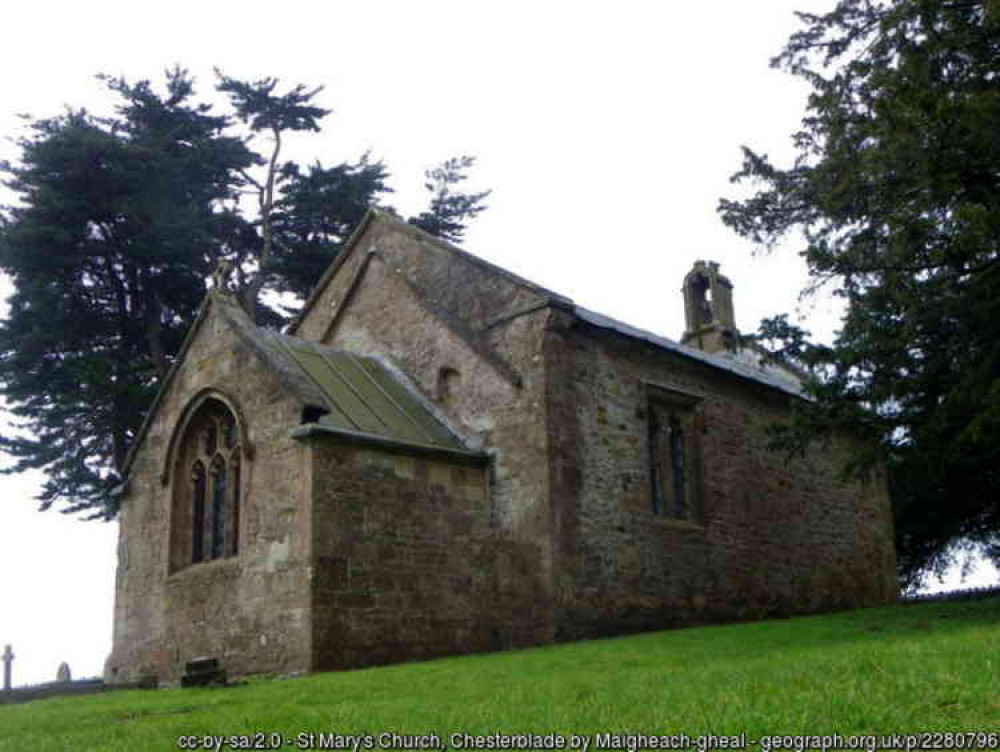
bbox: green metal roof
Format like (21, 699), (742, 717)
(266, 333), (466, 452)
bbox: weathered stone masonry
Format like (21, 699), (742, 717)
(545, 317), (896, 640)
(109, 298), (313, 683)
(107, 208), (896, 685)
(308, 444), (549, 671)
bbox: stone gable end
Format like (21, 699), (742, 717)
(108, 295), (314, 684)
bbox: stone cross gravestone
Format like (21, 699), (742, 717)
(2, 644), (13, 691)
(57, 662), (71, 682)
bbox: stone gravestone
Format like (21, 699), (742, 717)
(56, 662), (71, 683)
(2, 645), (13, 691)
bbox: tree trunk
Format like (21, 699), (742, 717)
(241, 126), (282, 322)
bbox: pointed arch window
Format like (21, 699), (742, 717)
(170, 397), (244, 572)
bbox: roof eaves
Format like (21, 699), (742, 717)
(573, 305), (809, 399)
(290, 422), (489, 466)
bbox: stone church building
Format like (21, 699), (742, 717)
(105, 209), (897, 685)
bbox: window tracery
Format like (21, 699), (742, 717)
(170, 398), (243, 572)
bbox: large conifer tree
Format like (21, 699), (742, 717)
(0, 69), (253, 515)
(0, 68), (490, 517)
(719, 0), (1000, 586)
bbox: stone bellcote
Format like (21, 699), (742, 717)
(681, 260), (739, 353)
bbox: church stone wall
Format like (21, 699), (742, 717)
(108, 301), (314, 685)
(544, 321), (897, 640)
(310, 219), (561, 612)
(308, 443), (550, 670)
(109, 212), (899, 685)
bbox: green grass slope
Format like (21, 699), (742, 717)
(1, 598), (998, 751)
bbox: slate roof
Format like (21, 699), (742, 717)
(290, 209), (808, 400)
(573, 306), (807, 398)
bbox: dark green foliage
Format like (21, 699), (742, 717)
(214, 73), (329, 134)
(409, 155), (491, 243)
(0, 69), (490, 517)
(719, 1), (1000, 587)
(213, 73), (487, 318)
(0, 68), (254, 516)
(269, 156), (392, 303)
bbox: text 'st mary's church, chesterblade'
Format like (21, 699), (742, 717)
(105, 209), (896, 685)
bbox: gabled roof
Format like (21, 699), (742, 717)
(120, 290), (479, 482)
(122, 210), (806, 485)
(288, 208), (572, 337)
(291, 207), (807, 399)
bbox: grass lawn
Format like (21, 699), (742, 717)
(1, 598), (998, 751)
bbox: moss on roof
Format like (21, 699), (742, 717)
(263, 332), (467, 452)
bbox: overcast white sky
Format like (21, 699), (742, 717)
(0, 1), (995, 688)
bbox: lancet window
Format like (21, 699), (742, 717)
(647, 388), (703, 523)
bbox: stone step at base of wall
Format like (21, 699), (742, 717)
(181, 656), (227, 688)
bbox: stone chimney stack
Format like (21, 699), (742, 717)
(681, 260), (739, 353)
